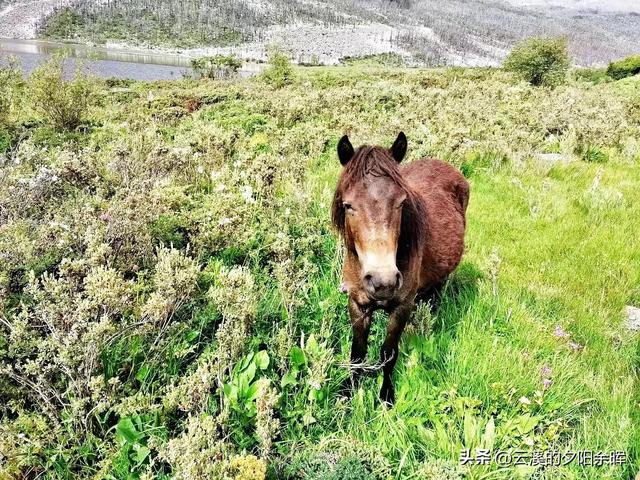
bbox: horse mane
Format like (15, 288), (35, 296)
(331, 146), (428, 270)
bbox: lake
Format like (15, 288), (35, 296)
(0, 38), (262, 80)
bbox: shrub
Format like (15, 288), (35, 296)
(191, 54), (242, 80)
(29, 54), (92, 130)
(261, 50), (295, 88)
(0, 57), (23, 128)
(572, 67), (610, 84)
(503, 37), (570, 87)
(606, 55), (640, 80)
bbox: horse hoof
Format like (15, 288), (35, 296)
(338, 377), (354, 399)
(379, 384), (395, 406)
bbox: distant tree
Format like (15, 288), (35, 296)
(504, 37), (570, 87)
(261, 49), (295, 88)
(191, 55), (242, 79)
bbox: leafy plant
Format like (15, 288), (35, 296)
(29, 54), (92, 130)
(503, 36), (569, 87)
(114, 414), (167, 478)
(261, 50), (295, 88)
(191, 55), (242, 80)
(606, 54), (640, 80)
(223, 350), (271, 423)
(0, 57), (23, 129)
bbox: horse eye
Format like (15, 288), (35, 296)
(343, 203), (353, 211)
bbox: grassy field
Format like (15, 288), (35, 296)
(1, 61), (640, 479)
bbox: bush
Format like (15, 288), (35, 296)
(29, 54), (92, 130)
(261, 50), (295, 88)
(606, 55), (640, 80)
(0, 57), (23, 128)
(191, 54), (242, 80)
(503, 37), (570, 87)
(572, 67), (610, 84)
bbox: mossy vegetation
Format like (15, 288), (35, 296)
(1, 58), (639, 479)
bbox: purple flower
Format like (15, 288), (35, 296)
(543, 378), (553, 390)
(99, 213), (111, 222)
(554, 325), (570, 338)
(339, 283), (348, 294)
(540, 365), (552, 378)
(568, 341), (583, 352)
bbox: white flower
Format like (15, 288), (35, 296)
(196, 166), (204, 174)
(241, 185), (255, 204)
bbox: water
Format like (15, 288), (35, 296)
(0, 38), (262, 80)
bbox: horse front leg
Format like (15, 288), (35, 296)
(379, 303), (413, 405)
(342, 297), (372, 395)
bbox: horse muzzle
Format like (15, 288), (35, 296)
(363, 268), (403, 300)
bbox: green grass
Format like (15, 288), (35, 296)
(0, 63), (639, 479)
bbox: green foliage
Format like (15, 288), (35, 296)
(503, 36), (570, 87)
(0, 57), (24, 129)
(37, 6), (86, 39)
(261, 50), (296, 88)
(572, 67), (610, 84)
(223, 350), (270, 423)
(1, 66), (639, 479)
(191, 55), (243, 80)
(114, 414), (167, 477)
(28, 55), (92, 130)
(340, 52), (405, 67)
(606, 54), (640, 80)
(578, 145), (609, 163)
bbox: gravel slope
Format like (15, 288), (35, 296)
(0, 0), (74, 39)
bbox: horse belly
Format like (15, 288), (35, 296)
(403, 159), (469, 287)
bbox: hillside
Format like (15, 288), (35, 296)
(27, 0), (640, 66)
(1, 60), (639, 478)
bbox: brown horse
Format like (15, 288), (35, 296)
(332, 132), (469, 404)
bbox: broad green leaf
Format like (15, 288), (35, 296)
(135, 365), (150, 383)
(115, 418), (140, 445)
(281, 370), (298, 388)
(289, 347), (306, 368)
(134, 445), (150, 464)
(481, 416), (496, 449)
(255, 350), (269, 370)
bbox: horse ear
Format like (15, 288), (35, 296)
(337, 135), (355, 166)
(390, 132), (407, 163)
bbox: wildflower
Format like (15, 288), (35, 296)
(540, 365), (552, 377)
(519, 396), (531, 405)
(241, 185), (255, 204)
(543, 378), (553, 390)
(197, 165), (204, 174)
(553, 325), (570, 338)
(568, 341), (584, 352)
(339, 282), (348, 293)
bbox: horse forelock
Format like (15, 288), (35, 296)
(331, 146), (428, 269)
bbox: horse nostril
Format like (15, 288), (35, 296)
(395, 272), (402, 288)
(364, 273), (373, 283)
